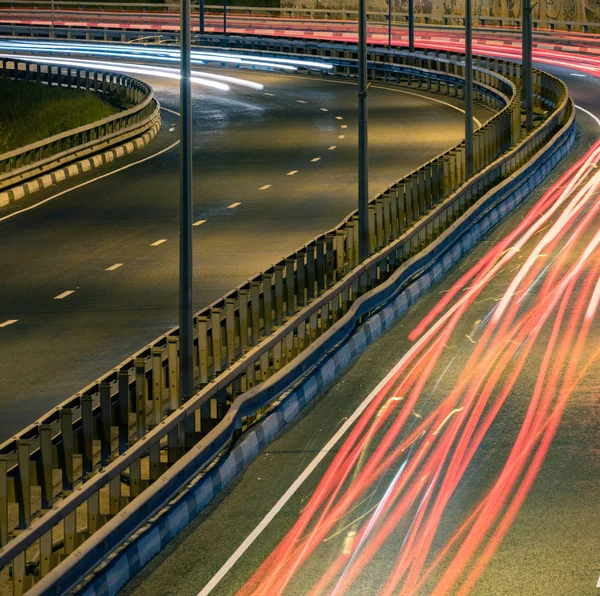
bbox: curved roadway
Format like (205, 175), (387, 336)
(0, 63), (488, 441)
(117, 49), (600, 596)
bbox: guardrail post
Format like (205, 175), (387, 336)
(151, 347), (163, 425)
(168, 336), (179, 407)
(118, 369), (130, 454)
(285, 257), (295, 317)
(81, 396), (94, 478)
(315, 239), (325, 294)
(225, 298), (236, 364)
(296, 251), (306, 307)
(274, 264), (285, 326)
(368, 204), (376, 257)
(59, 409), (74, 493)
(238, 290), (250, 354)
(306, 244), (316, 300)
(375, 197), (384, 250)
(100, 381), (112, 467)
(263, 273), (273, 335)
(211, 306), (223, 373)
(250, 281), (261, 344)
(383, 191), (391, 244)
(135, 358), (147, 440)
(325, 234), (335, 286)
(88, 487), (101, 534)
(197, 316), (209, 384)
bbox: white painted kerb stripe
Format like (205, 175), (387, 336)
(54, 291), (74, 300)
(197, 338), (415, 595)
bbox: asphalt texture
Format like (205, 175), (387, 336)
(0, 66), (490, 441)
(119, 67), (600, 596)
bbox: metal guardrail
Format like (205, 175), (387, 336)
(0, 1), (599, 33)
(0, 57), (159, 191)
(0, 39), (568, 594)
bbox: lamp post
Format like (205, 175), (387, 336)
(223, 0), (227, 34)
(180, 0), (194, 435)
(465, 0), (474, 178)
(50, 0), (55, 38)
(199, 0), (205, 35)
(522, 0), (533, 130)
(408, 0), (414, 52)
(388, 0), (392, 50)
(358, 0), (369, 262)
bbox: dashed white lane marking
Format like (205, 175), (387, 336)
(196, 333), (408, 596)
(339, 135), (345, 139)
(193, 219), (207, 227)
(54, 290), (74, 300)
(263, 92), (275, 96)
(336, 116), (344, 120)
(169, 126), (175, 131)
(0, 319), (17, 328)
(228, 202), (241, 209)
(296, 99), (307, 104)
(259, 184), (271, 190)
(287, 170), (298, 176)
(320, 107), (328, 112)
(311, 157), (321, 163)
(341, 124), (348, 129)
(596, 575), (600, 588)
(150, 239), (167, 247)
(328, 146), (337, 151)
(105, 263), (124, 271)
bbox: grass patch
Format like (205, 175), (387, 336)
(0, 79), (122, 153)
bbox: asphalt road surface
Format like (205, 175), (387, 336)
(119, 67), (600, 596)
(0, 65), (489, 441)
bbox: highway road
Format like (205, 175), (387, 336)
(0, 58), (488, 441)
(117, 64), (600, 596)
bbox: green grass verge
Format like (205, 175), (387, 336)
(0, 79), (121, 153)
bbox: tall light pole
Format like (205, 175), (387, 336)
(199, 0), (205, 35)
(465, 0), (474, 178)
(388, 0), (392, 50)
(408, 0), (414, 52)
(180, 0), (194, 426)
(522, 0), (533, 130)
(358, 0), (369, 262)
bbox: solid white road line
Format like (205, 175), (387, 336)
(228, 202), (241, 209)
(259, 184), (271, 190)
(0, 319), (17, 328)
(576, 104), (600, 128)
(54, 290), (74, 300)
(0, 108), (180, 225)
(105, 263), (124, 271)
(371, 84), (483, 127)
(287, 170), (298, 176)
(193, 219), (207, 227)
(328, 146), (337, 151)
(311, 157), (321, 163)
(150, 239), (167, 246)
(197, 336), (415, 596)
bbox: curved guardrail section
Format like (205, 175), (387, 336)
(0, 41), (569, 595)
(0, 57), (160, 192)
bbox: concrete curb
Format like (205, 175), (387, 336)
(78, 122), (576, 596)
(0, 117), (161, 209)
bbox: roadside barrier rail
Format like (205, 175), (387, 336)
(0, 1), (598, 33)
(0, 57), (159, 190)
(0, 39), (569, 594)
